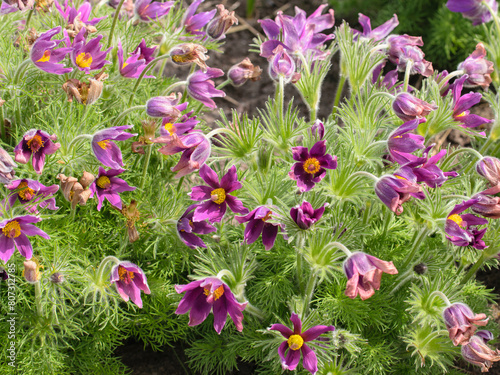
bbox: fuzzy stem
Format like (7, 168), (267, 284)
(295, 235), (305, 293)
(25, 8), (34, 30)
(302, 270), (318, 319)
(331, 75), (346, 118)
(401, 228), (428, 269)
(278, 76), (285, 126)
(216, 79), (232, 91)
(128, 55), (171, 107)
(179, 64), (197, 101)
(461, 252), (487, 285)
(140, 144), (153, 190)
(349, 170), (380, 183)
(111, 105), (145, 127)
(438, 69), (464, 90)
(67, 134), (93, 151)
(479, 137), (494, 155)
(107, 0), (126, 48)
(34, 281), (43, 316)
(13, 59), (31, 85)
(483, 0), (500, 38)
(96, 255), (121, 284)
(206, 127), (238, 139)
(163, 81), (187, 96)
(390, 268), (415, 295)
(429, 290), (452, 307)
(403, 60), (413, 92)
(442, 194), (470, 200)
(0, 105), (5, 140)
(440, 147), (483, 171)
(245, 302), (265, 319)
(328, 241), (352, 257)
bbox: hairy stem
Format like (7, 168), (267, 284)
(302, 270), (318, 319)
(349, 170), (380, 183)
(128, 55), (170, 107)
(403, 60), (413, 92)
(440, 147), (483, 171)
(34, 281), (43, 316)
(331, 75), (346, 118)
(107, 0), (126, 48)
(429, 290), (452, 307)
(401, 228), (428, 269)
(461, 252), (487, 285)
(140, 144), (153, 190)
(295, 235), (305, 294)
(111, 105), (145, 127)
(96, 255), (121, 285)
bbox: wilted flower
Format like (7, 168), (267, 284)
(235, 206), (282, 251)
(70, 28), (111, 73)
(57, 172), (94, 210)
(0, 0), (33, 14)
(177, 204), (216, 248)
(457, 43), (494, 88)
(343, 252), (398, 300)
(374, 171), (424, 215)
(476, 157), (500, 188)
(445, 199), (488, 249)
(0, 146), (17, 184)
(6, 179), (59, 213)
(175, 277), (247, 334)
(228, 58), (262, 86)
(462, 331), (500, 372)
(14, 129), (61, 174)
(91, 125), (137, 169)
(471, 193), (500, 219)
(170, 43), (209, 71)
(23, 259), (41, 283)
(452, 75), (492, 129)
(62, 70), (108, 105)
(55, 0), (106, 36)
(392, 92), (437, 122)
(353, 13), (398, 41)
(146, 93), (185, 118)
(0, 215), (50, 263)
(443, 302), (488, 346)
(118, 40), (155, 79)
(180, 0), (216, 37)
(397, 45), (434, 77)
(186, 67), (226, 108)
(269, 313), (335, 374)
(30, 26), (73, 75)
(110, 261), (151, 308)
(447, 0), (498, 26)
(290, 201), (326, 230)
(120, 200), (141, 243)
(206, 4), (238, 40)
(134, 0), (173, 22)
(289, 140), (337, 193)
(89, 167), (136, 211)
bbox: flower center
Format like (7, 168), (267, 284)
(2, 220), (21, 238)
(395, 175), (407, 180)
(37, 50), (51, 63)
(303, 158), (321, 174)
(287, 334), (304, 350)
(164, 122), (176, 135)
(448, 214), (463, 227)
(262, 211), (272, 222)
(203, 285), (224, 301)
(97, 140), (110, 149)
(211, 188), (226, 205)
(27, 134), (44, 152)
(118, 265), (135, 284)
(76, 52), (93, 68)
(96, 176), (111, 189)
(122, 62), (129, 69)
(18, 181), (35, 201)
(456, 112), (466, 118)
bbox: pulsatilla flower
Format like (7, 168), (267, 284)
(70, 28), (111, 73)
(0, 0), (33, 14)
(476, 157), (500, 188)
(452, 75), (492, 129)
(110, 261), (151, 308)
(91, 125), (137, 169)
(228, 58), (262, 87)
(235, 206), (282, 251)
(180, 0), (216, 37)
(290, 201), (326, 230)
(374, 171), (424, 215)
(206, 4), (238, 40)
(57, 172), (94, 210)
(471, 193), (500, 219)
(55, 0), (106, 34)
(447, 0), (498, 26)
(62, 70), (108, 105)
(268, 45), (296, 83)
(0, 267), (8, 280)
(457, 43), (494, 88)
(392, 92), (437, 122)
(89, 167), (136, 211)
(146, 93), (185, 118)
(7, 179), (59, 213)
(14, 129), (61, 174)
(175, 277), (247, 334)
(159, 109), (199, 137)
(269, 313), (335, 374)
(187, 67), (226, 109)
(404, 148), (458, 188)
(23, 259), (41, 283)
(0, 215), (50, 263)
(170, 43), (209, 71)
(445, 199), (488, 249)
(387, 118), (425, 163)
(189, 164), (248, 222)
(353, 13), (398, 41)
(443, 302), (488, 346)
(30, 26), (73, 75)
(177, 204), (216, 248)
(461, 331), (500, 372)
(386, 34), (433, 77)
(310, 120), (325, 140)
(134, 0), (173, 22)
(289, 140), (337, 193)
(343, 252), (398, 300)
(0, 146), (17, 184)
(118, 40), (155, 79)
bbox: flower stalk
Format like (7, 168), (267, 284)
(111, 105), (146, 127)
(461, 252), (487, 285)
(107, 0), (127, 48)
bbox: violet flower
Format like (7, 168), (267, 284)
(146, 94), (186, 118)
(457, 43), (494, 88)
(445, 199), (488, 249)
(461, 331), (500, 372)
(476, 156), (500, 188)
(30, 26), (73, 75)
(0, 215), (50, 263)
(269, 313), (335, 374)
(117, 40), (155, 79)
(235, 206), (281, 251)
(188, 164), (248, 222)
(206, 4), (238, 40)
(186, 68), (226, 109)
(471, 193), (500, 219)
(374, 171), (424, 215)
(159, 110), (199, 137)
(70, 28), (111, 73)
(89, 167), (136, 211)
(404, 148), (458, 188)
(175, 277), (247, 334)
(0, 147), (17, 184)
(310, 120), (325, 141)
(91, 125), (137, 169)
(228, 58), (262, 87)
(0, 267), (8, 280)
(55, 0), (106, 28)
(392, 92), (437, 122)
(180, 0), (216, 37)
(452, 75), (492, 129)
(268, 45), (296, 83)
(443, 302), (488, 346)
(177, 204), (217, 248)
(290, 201), (325, 230)
(0, 0), (33, 14)
(289, 140), (337, 193)
(134, 0), (173, 22)
(110, 261), (151, 308)
(6, 179), (59, 213)
(132, 39), (156, 64)
(386, 34), (433, 76)
(343, 252), (398, 300)
(447, 0), (498, 26)
(353, 13), (398, 41)
(14, 129), (61, 174)
(387, 119), (425, 162)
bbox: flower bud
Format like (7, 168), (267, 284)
(0, 267), (8, 281)
(476, 156), (500, 187)
(49, 272), (65, 284)
(443, 302), (488, 346)
(471, 193), (500, 219)
(145, 93), (183, 118)
(170, 43), (209, 71)
(461, 331), (500, 372)
(23, 260), (41, 283)
(458, 43), (494, 88)
(57, 173), (93, 209)
(392, 93), (437, 122)
(206, 4), (238, 40)
(0, 146), (17, 184)
(413, 263), (427, 275)
(228, 58), (262, 86)
(310, 120), (325, 140)
(268, 45), (296, 83)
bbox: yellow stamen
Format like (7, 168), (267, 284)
(303, 158), (321, 174)
(36, 50), (51, 63)
(27, 134), (44, 152)
(2, 221), (21, 239)
(456, 112), (466, 117)
(164, 122), (176, 136)
(97, 140), (110, 149)
(448, 214), (463, 227)
(118, 265), (135, 283)
(287, 334), (304, 350)
(122, 62), (129, 69)
(203, 285), (224, 301)
(211, 188), (226, 205)
(172, 52), (195, 63)
(395, 175), (407, 180)
(76, 52), (93, 68)
(393, 135), (403, 139)
(262, 211), (272, 222)
(18, 181), (35, 201)
(96, 176), (111, 189)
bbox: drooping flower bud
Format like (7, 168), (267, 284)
(392, 93), (437, 122)
(461, 331), (500, 372)
(0, 267), (8, 281)
(310, 120), (325, 140)
(476, 157), (500, 187)
(23, 259), (41, 283)
(268, 45), (296, 83)
(443, 302), (488, 346)
(49, 272), (65, 284)
(206, 4), (238, 40)
(145, 93), (183, 118)
(457, 43), (494, 88)
(228, 58), (262, 86)
(447, 0), (498, 26)
(471, 193), (500, 219)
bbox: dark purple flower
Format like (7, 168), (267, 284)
(269, 313), (335, 374)
(396, 45), (434, 77)
(445, 199), (488, 249)
(457, 43), (494, 88)
(146, 93), (185, 118)
(14, 129), (61, 174)
(0, 147), (17, 184)
(392, 92), (437, 122)
(476, 157), (500, 187)
(175, 277), (247, 334)
(55, 0), (106, 27)
(30, 26), (73, 75)
(170, 43), (209, 71)
(132, 39), (156, 64)
(0, 267), (8, 280)
(70, 28), (111, 73)
(461, 331), (500, 372)
(310, 120), (325, 141)
(235, 206), (281, 251)
(290, 201), (325, 230)
(180, 0), (216, 37)
(134, 0), (173, 22)
(186, 68), (226, 109)
(6, 179), (59, 213)
(228, 58), (262, 87)
(118, 40), (155, 79)
(206, 4), (238, 40)
(387, 119), (425, 159)
(289, 141), (337, 193)
(447, 0), (498, 26)
(374, 171), (424, 215)
(110, 261), (151, 308)
(188, 164), (248, 222)
(0, 215), (50, 262)
(452, 75), (492, 129)
(471, 193), (500, 219)
(91, 125), (137, 169)
(89, 167), (136, 211)
(403, 148), (459, 188)
(353, 13), (399, 41)
(177, 204), (216, 248)
(443, 302), (488, 346)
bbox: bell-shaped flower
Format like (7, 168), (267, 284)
(310, 120), (325, 141)
(386, 34), (423, 63)
(268, 45), (296, 83)
(14, 129), (61, 174)
(175, 277), (247, 334)
(134, 0), (173, 22)
(177, 204), (217, 248)
(23, 259), (41, 283)
(110, 261), (151, 308)
(6, 179), (59, 213)
(447, 0), (498, 26)
(471, 193), (500, 219)
(445, 199), (488, 249)
(476, 156), (500, 188)
(0, 267), (8, 280)
(374, 170), (424, 215)
(180, 0), (216, 37)
(392, 92), (437, 122)
(170, 43), (209, 71)
(443, 302), (488, 346)
(70, 28), (111, 73)
(0, 146), (17, 184)
(452, 75), (492, 129)
(118, 40), (155, 79)
(290, 201), (325, 230)
(228, 58), (262, 87)
(146, 93), (186, 118)
(457, 43), (494, 88)
(91, 125), (137, 169)
(132, 39), (156, 64)
(89, 167), (136, 211)
(55, 0), (106, 30)
(235, 206), (282, 251)
(461, 331), (500, 372)
(0, 215), (50, 262)
(186, 67), (226, 109)
(269, 313), (335, 374)
(30, 26), (73, 75)
(206, 4), (238, 40)
(343, 251), (398, 300)
(353, 13), (399, 41)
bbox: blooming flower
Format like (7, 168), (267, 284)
(91, 125), (137, 169)
(132, 39), (156, 64)
(461, 331), (500, 372)
(235, 206), (282, 251)
(290, 201), (326, 230)
(374, 171), (424, 215)
(110, 261), (151, 308)
(447, 0), (498, 25)
(177, 204), (217, 248)
(170, 43), (209, 71)
(268, 45), (297, 83)
(228, 58), (262, 87)
(70, 28), (111, 73)
(457, 43), (494, 88)
(476, 156), (500, 188)
(186, 67), (226, 108)
(55, 0), (106, 30)
(403, 148), (458, 188)
(6, 179), (59, 213)
(188, 164), (248, 222)
(392, 92), (437, 122)
(175, 277), (247, 334)
(289, 140), (337, 193)
(180, 0), (216, 37)
(343, 252), (398, 300)
(0, 215), (50, 263)
(159, 109), (199, 137)
(206, 4), (238, 40)
(269, 313), (335, 374)
(30, 26), (73, 75)
(387, 119), (425, 163)
(443, 302), (488, 346)
(14, 129), (61, 174)
(445, 199), (488, 249)
(146, 94), (186, 118)
(353, 13), (399, 41)
(0, 146), (17, 184)
(117, 40), (155, 79)
(89, 167), (136, 211)
(452, 75), (492, 129)
(134, 0), (173, 22)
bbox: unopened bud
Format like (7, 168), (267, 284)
(23, 260), (41, 283)
(228, 58), (262, 86)
(50, 272), (65, 284)
(0, 267), (8, 281)
(413, 263), (428, 275)
(206, 4), (238, 40)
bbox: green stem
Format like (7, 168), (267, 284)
(128, 55), (171, 107)
(13, 59), (31, 84)
(67, 134), (93, 152)
(25, 8), (34, 30)
(163, 81), (187, 96)
(440, 147), (483, 171)
(438, 69), (464, 90)
(479, 137), (494, 155)
(206, 127), (238, 139)
(140, 144), (153, 190)
(216, 79), (232, 90)
(401, 228), (428, 269)
(0, 104), (4, 140)
(483, 0), (500, 38)
(331, 75), (346, 117)
(429, 290), (452, 307)
(403, 60), (413, 92)
(349, 170), (380, 183)
(461, 252), (487, 285)
(302, 270), (318, 319)
(390, 268), (415, 295)
(107, 0), (126, 48)
(96, 255), (121, 284)
(176, 176), (185, 192)
(442, 194), (470, 200)
(34, 281), (43, 316)
(328, 241), (352, 257)
(111, 105), (145, 127)
(278, 76), (285, 127)
(295, 235), (305, 293)
(245, 303), (265, 319)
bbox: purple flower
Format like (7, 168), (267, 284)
(180, 0), (216, 37)
(134, 0), (173, 22)
(177, 204), (216, 248)
(403, 148), (458, 188)
(118, 40), (155, 79)
(188, 164), (248, 222)
(14, 129), (61, 174)
(0, 0), (33, 14)
(290, 201), (325, 230)
(30, 27), (73, 75)
(206, 4), (238, 40)
(445, 199), (488, 249)
(0, 267), (8, 280)
(186, 68), (226, 109)
(387, 119), (425, 162)
(228, 58), (262, 87)
(70, 28), (111, 73)
(175, 277), (247, 334)
(452, 75), (492, 129)
(0, 147), (17, 184)
(443, 302), (488, 346)
(397, 45), (434, 77)
(55, 0), (106, 27)
(471, 193), (500, 219)
(91, 125), (137, 169)
(447, 0), (498, 26)
(461, 331), (500, 372)
(353, 13), (399, 41)
(0, 215), (50, 263)
(457, 43), (494, 88)
(6, 179), (59, 213)
(268, 45), (296, 83)
(159, 109), (199, 137)
(392, 92), (437, 122)
(146, 94), (185, 118)
(289, 140), (337, 193)
(310, 120), (325, 141)
(89, 167), (136, 211)
(235, 206), (282, 251)
(132, 39), (156, 64)
(476, 157), (500, 188)
(374, 171), (424, 215)
(343, 252), (398, 300)
(110, 261), (151, 308)
(269, 313), (335, 374)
